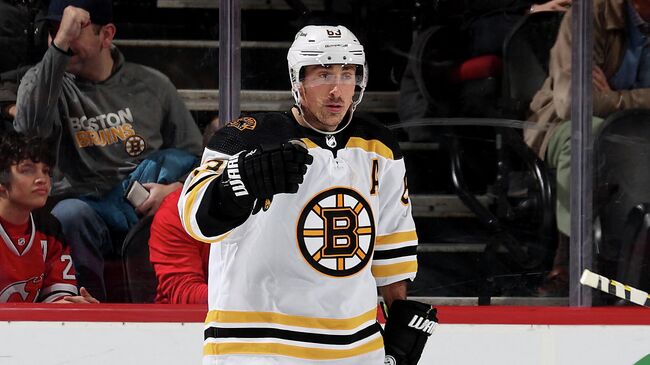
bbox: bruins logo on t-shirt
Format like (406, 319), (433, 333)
(296, 187), (375, 277)
(124, 135), (146, 157)
(226, 116), (257, 131)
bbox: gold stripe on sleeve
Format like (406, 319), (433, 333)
(371, 261), (418, 278)
(375, 231), (418, 246)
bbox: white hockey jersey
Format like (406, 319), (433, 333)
(180, 113), (418, 365)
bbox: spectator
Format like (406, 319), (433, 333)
(14, 0), (203, 302)
(525, 0), (650, 295)
(398, 0), (571, 134)
(529, 0), (572, 13)
(201, 115), (220, 147)
(180, 25), (437, 364)
(148, 116), (221, 305)
(0, 0), (49, 132)
(0, 131), (98, 303)
(464, 0), (572, 58)
(0, 0), (48, 73)
(149, 188), (209, 304)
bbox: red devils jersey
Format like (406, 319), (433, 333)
(0, 211), (78, 303)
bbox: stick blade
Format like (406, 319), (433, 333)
(580, 269), (650, 308)
(580, 269), (600, 288)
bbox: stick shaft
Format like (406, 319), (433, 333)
(580, 269), (650, 307)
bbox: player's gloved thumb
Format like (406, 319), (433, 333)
(286, 139), (314, 166)
(384, 351), (410, 365)
(281, 139), (312, 194)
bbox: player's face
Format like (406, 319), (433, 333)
(1, 160), (51, 211)
(300, 64), (357, 132)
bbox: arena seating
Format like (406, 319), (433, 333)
(110, 0), (566, 304)
(594, 109), (650, 299)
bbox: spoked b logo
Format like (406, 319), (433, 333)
(296, 188), (375, 277)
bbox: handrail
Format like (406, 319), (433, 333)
(178, 89), (398, 112)
(113, 39), (291, 49)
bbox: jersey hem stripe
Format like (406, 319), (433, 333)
(205, 308), (377, 331)
(204, 322), (381, 345)
(202, 336), (384, 359)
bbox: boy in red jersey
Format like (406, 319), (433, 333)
(0, 131), (98, 303)
(149, 188), (209, 304)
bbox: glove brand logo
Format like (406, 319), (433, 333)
(384, 355), (397, 365)
(408, 314), (436, 335)
(296, 187), (375, 277)
(227, 157), (248, 197)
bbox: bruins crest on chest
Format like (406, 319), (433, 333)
(296, 187), (375, 277)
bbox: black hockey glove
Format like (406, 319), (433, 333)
(221, 140), (313, 208)
(383, 300), (438, 365)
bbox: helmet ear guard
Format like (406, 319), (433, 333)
(287, 25), (367, 134)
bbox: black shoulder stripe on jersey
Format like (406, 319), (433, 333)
(185, 174), (216, 197)
(207, 112), (305, 155)
(204, 322), (381, 345)
(373, 246), (417, 260)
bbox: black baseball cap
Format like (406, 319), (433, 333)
(46, 0), (113, 25)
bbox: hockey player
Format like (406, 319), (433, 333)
(0, 131), (98, 303)
(180, 25), (436, 364)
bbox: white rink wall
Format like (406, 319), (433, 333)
(1, 321), (650, 365)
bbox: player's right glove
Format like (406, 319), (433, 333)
(220, 140), (313, 209)
(383, 300), (438, 365)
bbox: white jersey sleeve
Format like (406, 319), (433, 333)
(178, 147), (232, 243)
(372, 156), (418, 287)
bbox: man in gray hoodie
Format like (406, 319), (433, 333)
(14, 0), (203, 301)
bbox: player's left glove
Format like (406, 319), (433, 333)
(383, 299), (438, 365)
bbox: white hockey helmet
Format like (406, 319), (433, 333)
(287, 25), (368, 134)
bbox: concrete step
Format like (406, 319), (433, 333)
(114, 38), (399, 90)
(410, 193), (491, 218)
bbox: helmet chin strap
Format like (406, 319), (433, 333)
(293, 102), (358, 136)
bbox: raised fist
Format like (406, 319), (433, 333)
(52, 6), (91, 51)
(222, 140), (313, 203)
